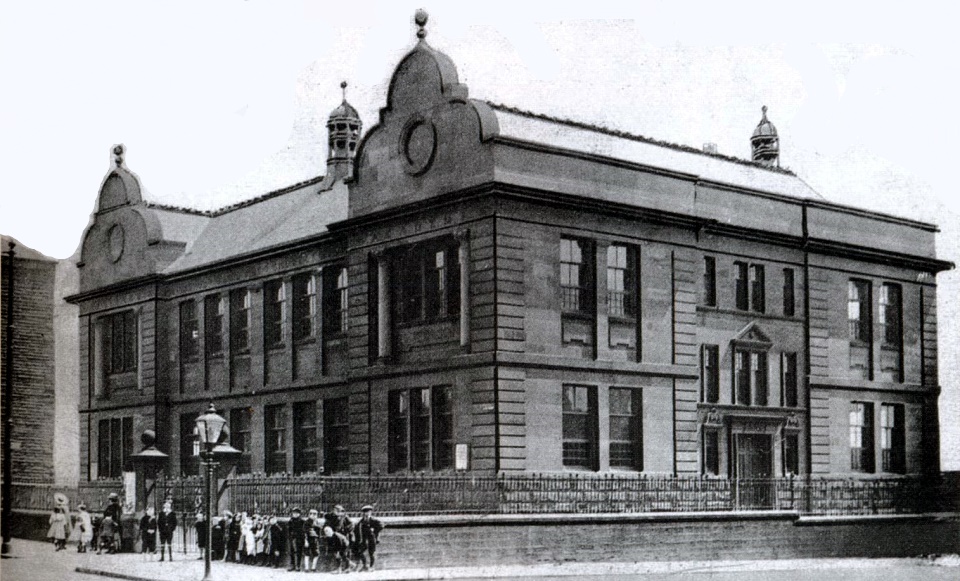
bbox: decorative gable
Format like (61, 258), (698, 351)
(731, 321), (773, 350)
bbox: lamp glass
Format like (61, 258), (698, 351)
(195, 404), (226, 448)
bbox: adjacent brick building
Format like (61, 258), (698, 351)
(66, 13), (952, 498)
(2, 236), (57, 484)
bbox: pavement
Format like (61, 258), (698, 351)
(1, 538), (959, 581)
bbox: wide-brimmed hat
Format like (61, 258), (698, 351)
(360, 505), (374, 512)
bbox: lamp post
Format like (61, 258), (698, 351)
(195, 403), (226, 581)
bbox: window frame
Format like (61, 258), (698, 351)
(733, 261), (766, 313)
(702, 428), (720, 476)
(263, 404), (288, 475)
(229, 289), (252, 354)
(388, 386), (454, 473)
(560, 237), (595, 317)
(179, 300), (199, 363)
(782, 433), (799, 476)
(734, 349), (768, 406)
(96, 416), (133, 479)
(606, 244), (638, 319)
(848, 279), (873, 379)
(179, 413), (199, 477)
(229, 407), (253, 474)
(561, 384), (599, 470)
(880, 403), (905, 474)
(396, 238), (461, 326)
(292, 272), (318, 342)
(322, 265), (350, 336)
(323, 397), (351, 475)
(781, 352), (798, 408)
(701, 344), (720, 404)
(263, 279), (286, 349)
(204, 294), (225, 358)
(608, 387), (643, 471)
(292, 401), (319, 475)
(849, 401), (875, 473)
(782, 268), (795, 317)
(703, 256), (717, 307)
(106, 310), (138, 375)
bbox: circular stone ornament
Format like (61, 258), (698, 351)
(399, 116), (437, 175)
(108, 223), (125, 262)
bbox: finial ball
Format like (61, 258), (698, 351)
(341, 81), (348, 90)
(113, 145), (124, 156)
(761, 105), (768, 114)
(415, 9), (428, 27)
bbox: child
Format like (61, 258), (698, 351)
(157, 501), (177, 562)
(305, 508), (322, 572)
(194, 512), (207, 560)
(47, 507), (69, 551)
(139, 506), (158, 554)
(76, 504), (93, 553)
(322, 526), (353, 573)
(268, 515), (285, 568)
(98, 515), (117, 554)
(353, 505), (384, 571)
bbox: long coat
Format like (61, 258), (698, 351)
(157, 510), (177, 541)
(354, 516), (384, 551)
(47, 512), (69, 540)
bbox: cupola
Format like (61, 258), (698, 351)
(326, 81), (362, 181)
(750, 105), (779, 167)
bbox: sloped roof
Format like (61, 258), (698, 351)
(163, 179), (346, 273)
(2, 235), (56, 262)
(489, 104), (824, 201)
(147, 207), (211, 245)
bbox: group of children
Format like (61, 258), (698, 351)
(48, 494), (385, 573)
(206, 504), (384, 573)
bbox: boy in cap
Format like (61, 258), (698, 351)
(286, 507), (305, 571)
(157, 501), (177, 561)
(353, 505), (384, 571)
(305, 508), (323, 572)
(139, 506), (157, 555)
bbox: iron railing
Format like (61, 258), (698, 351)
(13, 473), (947, 521)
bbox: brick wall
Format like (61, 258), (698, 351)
(2, 252), (57, 484)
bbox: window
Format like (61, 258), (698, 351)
(703, 256), (717, 307)
(606, 245), (637, 318)
(323, 397), (350, 474)
(292, 401), (319, 474)
(229, 408), (252, 474)
(879, 283), (903, 381)
(562, 385), (598, 469)
(388, 386), (453, 472)
(264, 280), (286, 348)
(96, 417), (133, 479)
(561, 238), (594, 315)
(848, 280), (872, 378)
(230, 289), (251, 353)
(750, 264), (765, 312)
(849, 402), (875, 473)
(106, 310), (138, 374)
(609, 388), (642, 470)
(734, 262), (749, 311)
(734, 262), (765, 313)
(179, 413), (199, 477)
(734, 350), (767, 406)
(292, 273), (317, 341)
(880, 403), (905, 473)
(702, 429), (720, 476)
(204, 294), (225, 357)
(848, 280), (872, 343)
(701, 345), (719, 403)
(783, 433), (799, 475)
(783, 268), (795, 317)
(264, 404), (287, 474)
(782, 352), (798, 408)
(179, 300), (199, 363)
(397, 240), (460, 325)
(323, 266), (350, 335)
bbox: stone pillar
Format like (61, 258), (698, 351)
(456, 230), (470, 351)
(376, 251), (391, 360)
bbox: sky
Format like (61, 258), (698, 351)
(1, 1), (957, 468)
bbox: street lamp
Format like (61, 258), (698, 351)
(195, 403), (227, 581)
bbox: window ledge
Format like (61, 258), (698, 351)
(696, 305), (801, 322)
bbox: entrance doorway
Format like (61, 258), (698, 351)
(733, 433), (774, 508)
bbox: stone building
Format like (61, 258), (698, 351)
(66, 13), (951, 491)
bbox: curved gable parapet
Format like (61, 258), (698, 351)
(96, 167), (143, 213)
(349, 42), (499, 218)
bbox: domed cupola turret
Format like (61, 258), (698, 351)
(750, 105), (779, 167)
(326, 81), (362, 181)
